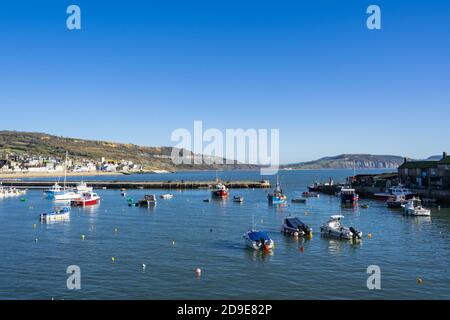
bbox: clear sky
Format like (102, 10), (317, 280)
(0, 0), (449, 163)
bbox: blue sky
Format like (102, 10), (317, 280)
(0, 0), (449, 163)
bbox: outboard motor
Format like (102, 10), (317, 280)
(350, 227), (362, 239)
(301, 224), (312, 236)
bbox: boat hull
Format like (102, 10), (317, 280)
(71, 198), (100, 206)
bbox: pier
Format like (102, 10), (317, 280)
(0, 180), (272, 190)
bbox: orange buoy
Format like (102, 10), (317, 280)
(368, 233), (373, 239)
(300, 246), (305, 253)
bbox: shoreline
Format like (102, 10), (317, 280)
(0, 171), (123, 179)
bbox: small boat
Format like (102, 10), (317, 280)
(233, 196), (244, 203)
(360, 204), (369, 209)
(302, 191), (319, 198)
(44, 183), (64, 198)
(131, 194), (157, 207)
(203, 199), (210, 203)
(76, 181), (93, 193)
(292, 198), (307, 204)
(374, 185), (416, 201)
(243, 230), (275, 251)
(340, 188), (359, 205)
(320, 215), (362, 240)
(387, 195), (407, 209)
(403, 198), (431, 216)
(268, 176), (287, 204)
(40, 207), (71, 223)
(71, 192), (101, 207)
(161, 194), (174, 199)
(212, 183), (229, 199)
(281, 217), (312, 237)
(53, 191), (81, 201)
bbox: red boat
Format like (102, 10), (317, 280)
(71, 192), (101, 206)
(212, 183), (229, 199)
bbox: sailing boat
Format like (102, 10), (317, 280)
(46, 152), (80, 201)
(267, 176), (287, 205)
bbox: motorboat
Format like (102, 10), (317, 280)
(403, 198), (431, 216)
(212, 183), (229, 199)
(161, 194), (174, 199)
(243, 230), (275, 251)
(292, 198), (307, 204)
(44, 183), (64, 198)
(233, 196), (244, 203)
(281, 217), (312, 237)
(53, 191), (81, 201)
(340, 188), (359, 205)
(302, 191), (319, 198)
(387, 195), (407, 209)
(76, 181), (93, 193)
(320, 215), (362, 240)
(268, 176), (287, 204)
(130, 194), (157, 207)
(374, 185), (416, 201)
(71, 192), (101, 207)
(40, 207), (71, 223)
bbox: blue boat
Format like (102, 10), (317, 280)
(243, 230), (275, 251)
(268, 176), (287, 204)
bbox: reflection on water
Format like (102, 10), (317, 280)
(244, 248), (274, 262)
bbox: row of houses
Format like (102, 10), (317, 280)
(398, 152), (450, 190)
(0, 154), (143, 174)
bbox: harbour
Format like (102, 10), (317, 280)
(0, 169), (449, 300)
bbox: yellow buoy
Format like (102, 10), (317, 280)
(33, 224), (37, 229)
(112, 257), (116, 263)
(82, 234), (85, 241)
(418, 278), (423, 284)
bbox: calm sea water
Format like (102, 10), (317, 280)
(0, 170), (449, 300)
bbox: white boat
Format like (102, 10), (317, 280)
(403, 198), (431, 216)
(53, 191), (81, 201)
(320, 215), (362, 240)
(40, 207), (71, 222)
(374, 185), (415, 200)
(243, 230), (275, 251)
(161, 194), (174, 199)
(76, 181), (93, 193)
(0, 186), (26, 198)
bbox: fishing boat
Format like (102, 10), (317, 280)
(403, 198), (431, 216)
(212, 183), (229, 199)
(320, 215), (362, 240)
(268, 176), (287, 204)
(243, 230), (275, 251)
(40, 207), (71, 223)
(340, 188), (359, 205)
(161, 194), (174, 199)
(233, 196), (244, 203)
(281, 217), (312, 237)
(71, 192), (101, 207)
(130, 194), (157, 207)
(387, 195), (407, 209)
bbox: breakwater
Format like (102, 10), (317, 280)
(0, 180), (271, 190)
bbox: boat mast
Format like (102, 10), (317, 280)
(63, 151), (68, 190)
